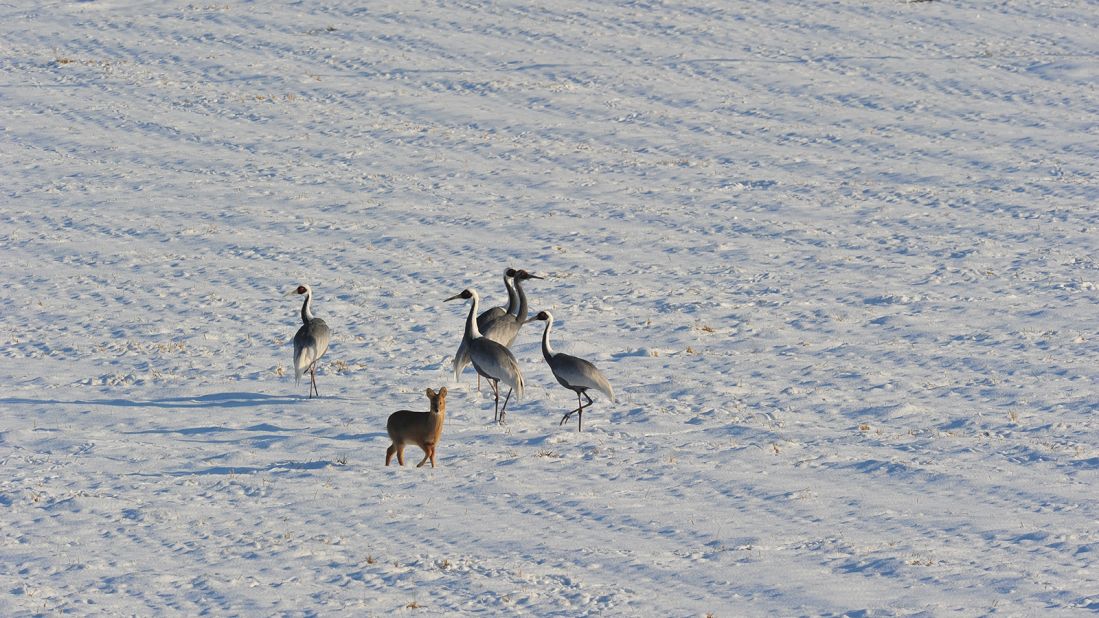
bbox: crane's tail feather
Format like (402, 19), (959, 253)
(594, 374), (614, 402)
(514, 373), (524, 400)
(294, 349), (316, 384)
(452, 353), (466, 383)
(453, 341), (471, 383)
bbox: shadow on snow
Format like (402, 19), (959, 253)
(168, 460), (334, 476)
(0, 392), (320, 409)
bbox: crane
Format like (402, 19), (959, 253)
(289, 284), (330, 398)
(532, 310), (613, 431)
(445, 288), (524, 423)
(481, 269), (542, 347)
(477, 267), (520, 328)
(452, 268), (517, 383)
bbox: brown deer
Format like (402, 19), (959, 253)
(385, 387), (447, 468)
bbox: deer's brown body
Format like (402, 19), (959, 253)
(385, 387), (447, 468)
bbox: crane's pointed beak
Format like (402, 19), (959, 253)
(528, 274), (544, 280)
(285, 288), (299, 296)
(443, 293), (463, 302)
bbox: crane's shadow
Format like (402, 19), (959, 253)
(144, 459), (336, 477)
(1, 392), (382, 441)
(2, 392), (392, 477)
(0, 392), (320, 409)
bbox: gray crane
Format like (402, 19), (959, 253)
(532, 310), (613, 431)
(289, 284), (330, 398)
(453, 268), (541, 389)
(452, 268), (518, 383)
(481, 269), (543, 347)
(477, 267), (520, 328)
(445, 288), (525, 423)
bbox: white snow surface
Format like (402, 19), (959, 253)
(2, 0), (1098, 615)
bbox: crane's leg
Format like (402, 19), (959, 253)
(560, 391), (593, 431)
(488, 379), (500, 423)
(307, 363), (314, 398)
(560, 391), (583, 426)
(575, 391), (593, 431)
(309, 363), (320, 398)
(579, 392), (593, 432)
(499, 388), (513, 423)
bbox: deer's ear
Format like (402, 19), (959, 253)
(438, 387), (447, 398)
(426, 388), (436, 398)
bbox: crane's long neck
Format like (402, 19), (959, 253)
(540, 317), (555, 362)
(301, 290), (314, 324)
(514, 278), (529, 321)
(503, 273), (519, 316)
(465, 292), (483, 340)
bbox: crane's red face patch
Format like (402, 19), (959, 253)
(296, 285), (307, 295)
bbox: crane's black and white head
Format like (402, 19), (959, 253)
(505, 267), (518, 278)
(289, 284), (311, 296)
(515, 270), (543, 281)
(534, 310), (552, 321)
(444, 289), (475, 303)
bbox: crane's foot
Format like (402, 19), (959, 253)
(560, 403), (584, 426)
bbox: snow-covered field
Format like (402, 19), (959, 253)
(2, 0), (1098, 614)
